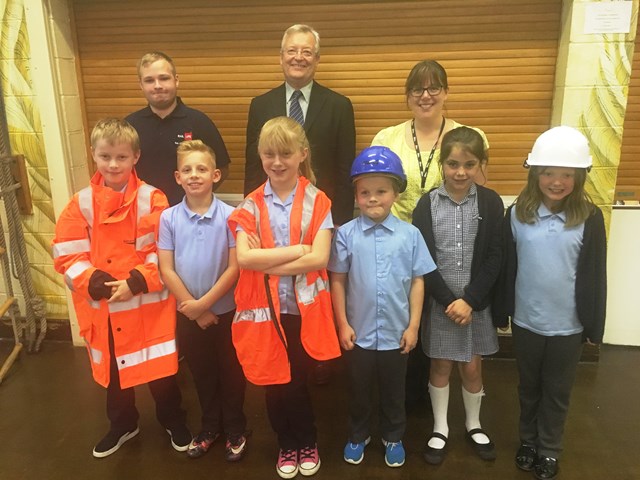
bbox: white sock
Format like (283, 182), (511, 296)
(462, 385), (490, 444)
(428, 382), (449, 449)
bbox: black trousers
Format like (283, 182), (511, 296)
(346, 345), (408, 443)
(106, 319), (185, 432)
(512, 323), (583, 459)
(177, 310), (247, 436)
(265, 314), (316, 450)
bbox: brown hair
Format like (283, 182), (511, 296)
(258, 116), (315, 184)
(439, 126), (487, 184)
(176, 140), (216, 169)
(405, 60), (449, 96)
(440, 127), (487, 165)
(137, 51), (176, 78)
(90, 118), (140, 153)
(515, 166), (594, 227)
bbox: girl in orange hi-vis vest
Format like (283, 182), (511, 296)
(228, 117), (340, 479)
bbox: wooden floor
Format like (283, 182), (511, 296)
(0, 341), (638, 480)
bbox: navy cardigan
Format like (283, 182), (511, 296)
(493, 204), (607, 342)
(412, 185), (504, 325)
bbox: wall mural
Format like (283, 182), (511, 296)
(0, 0), (67, 319)
(579, 34), (635, 228)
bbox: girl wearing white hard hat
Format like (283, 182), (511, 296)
(495, 126), (607, 480)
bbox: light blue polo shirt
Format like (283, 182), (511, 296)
(158, 195), (236, 315)
(328, 213), (436, 350)
(511, 205), (584, 336)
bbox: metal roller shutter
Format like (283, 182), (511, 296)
(72, 0), (562, 195)
(618, 23), (640, 202)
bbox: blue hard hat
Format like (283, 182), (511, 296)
(350, 146), (407, 193)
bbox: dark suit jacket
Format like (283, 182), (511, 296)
(244, 81), (356, 225)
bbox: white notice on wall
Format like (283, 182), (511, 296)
(584, 1), (633, 34)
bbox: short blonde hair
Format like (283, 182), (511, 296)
(258, 117), (315, 184)
(137, 51), (176, 78)
(176, 140), (216, 169)
(90, 118), (140, 152)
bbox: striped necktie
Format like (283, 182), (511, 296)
(289, 90), (305, 126)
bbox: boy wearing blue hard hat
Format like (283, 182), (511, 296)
(328, 146), (437, 468)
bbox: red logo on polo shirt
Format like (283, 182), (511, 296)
(184, 132), (193, 141)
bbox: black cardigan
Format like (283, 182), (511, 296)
(492, 204), (607, 342)
(412, 185), (504, 324)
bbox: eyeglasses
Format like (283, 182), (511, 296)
(283, 48), (316, 59)
(409, 86), (443, 97)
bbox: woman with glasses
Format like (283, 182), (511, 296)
(371, 60), (490, 427)
(371, 60), (489, 223)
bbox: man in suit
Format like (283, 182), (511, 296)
(244, 24), (356, 226)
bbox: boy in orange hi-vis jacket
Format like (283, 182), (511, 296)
(52, 118), (190, 458)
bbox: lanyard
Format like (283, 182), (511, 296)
(411, 116), (446, 189)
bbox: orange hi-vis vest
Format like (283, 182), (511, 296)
(228, 176), (340, 385)
(52, 171), (177, 389)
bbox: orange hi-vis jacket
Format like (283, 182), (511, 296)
(52, 171), (177, 389)
(228, 176), (340, 385)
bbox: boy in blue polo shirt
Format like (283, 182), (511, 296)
(329, 146), (436, 468)
(158, 140), (247, 461)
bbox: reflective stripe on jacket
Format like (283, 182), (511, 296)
(228, 176), (340, 385)
(52, 171), (177, 388)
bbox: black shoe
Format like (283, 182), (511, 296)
(225, 433), (248, 462)
(423, 432), (448, 465)
(166, 424), (192, 452)
(187, 431), (220, 459)
(466, 428), (496, 461)
(515, 443), (537, 471)
(92, 427), (139, 458)
(534, 456), (559, 480)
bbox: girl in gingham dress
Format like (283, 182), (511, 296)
(412, 127), (504, 465)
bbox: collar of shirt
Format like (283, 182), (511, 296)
(264, 179), (298, 207)
(436, 182), (477, 204)
(285, 82), (313, 104)
(360, 212), (397, 232)
(179, 194), (217, 220)
(537, 203), (567, 222)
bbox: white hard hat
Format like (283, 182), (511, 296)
(526, 126), (592, 169)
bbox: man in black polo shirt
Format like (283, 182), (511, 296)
(127, 51), (230, 205)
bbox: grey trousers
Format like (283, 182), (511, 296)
(512, 323), (583, 459)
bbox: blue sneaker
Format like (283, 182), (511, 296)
(343, 436), (371, 464)
(382, 439), (405, 467)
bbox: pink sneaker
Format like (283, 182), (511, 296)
(276, 448), (298, 479)
(298, 444), (321, 476)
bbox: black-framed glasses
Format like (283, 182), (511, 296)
(409, 86), (443, 97)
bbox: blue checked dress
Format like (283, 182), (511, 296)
(424, 184), (499, 362)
